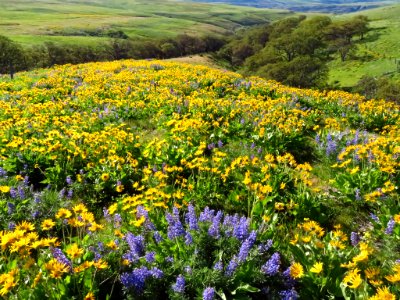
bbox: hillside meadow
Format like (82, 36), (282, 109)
(0, 0), (290, 46)
(0, 60), (399, 299)
(329, 4), (400, 87)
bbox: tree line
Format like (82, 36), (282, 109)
(216, 15), (369, 88)
(0, 34), (226, 79)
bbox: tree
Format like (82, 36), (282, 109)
(325, 16), (369, 61)
(0, 35), (25, 79)
(242, 16), (331, 88)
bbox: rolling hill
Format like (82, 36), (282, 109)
(328, 3), (400, 87)
(188, 0), (400, 13)
(0, 0), (291, 45)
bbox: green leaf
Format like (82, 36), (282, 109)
(232, 284), (260, 295)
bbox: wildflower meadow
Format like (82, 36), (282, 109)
(0, 60), (398, 299)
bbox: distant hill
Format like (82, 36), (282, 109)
(328, 3), (400, 87)
(0, 0), (291, 46)
(189, 0), (400, 13)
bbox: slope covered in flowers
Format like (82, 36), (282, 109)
(0, 60), (399, 299)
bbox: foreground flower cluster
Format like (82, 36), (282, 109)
(0, 60), (398, 299)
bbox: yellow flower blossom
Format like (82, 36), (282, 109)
(310, 262), (323, 274)
(41, 219), (56, 231)
(290, 262), (304, 279)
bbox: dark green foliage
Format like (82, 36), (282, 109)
(0, 34), (227, 75)
(354, 75), (400, 103)
(217, 15), (371, 89)
(0, 35), (27, 78)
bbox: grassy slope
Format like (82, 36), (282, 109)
(0, 0), (291, 46)
(328, 4), (400, 87)
(188, 0), (399, 13)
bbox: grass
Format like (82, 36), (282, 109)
(328, 3), (400, 87)
(189, 0), (400, 13)
(0, 0), (291, 46)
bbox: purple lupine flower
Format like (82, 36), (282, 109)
(120, 267), (150, 292)
(17, 186), (25, 199)
(137, 205), (149, 219)
(51, 247), (73, 271)
(368, 150), (374, 163)
(184, 266), (192, 275)
(97, 242), (104, 252)
(103, 207), (111, 222)
(172, 206), (180, 218)
(279, 289), (299, 300)
(326, 140), (337, 156)
(137, 205), (155, 231)
(385, 218), (395, 235)
(240, 118), (245, 125)
(225, 256), (238, 276)
(8, 222), (15, 230)
(7, 202), (15, 215)
(208, 143), (215, 150)
(66, 176), (73, 185)
(94, 252), (102, 262)
(199, 207), (215, 222)
(172, 275), (185, 293)
(23, 176), (29, 186)
(185, 232), (193, 245)
(233, 216), (249, 241)
(165, 256), (174, 263)
(203, 287), (215, 300)
(282, 267), (296, 288)
(350, 232), (360, 247)
(32, 210), (40, 219)
(124, 233), (145, 262)
(185, 204), (199, 230)
(261, 252), (281, 276)
(217, 140), (223, 148)
(214, 261), (223, 271)
(223, 214), (239, 236)
(258, 239), (273, 254)
(355, 189), (361, 201)
(145, 252), (156, 263)
(58, 188), (66, 199)
(370, 213), (380, 223)
(34, 195), (41, 203)
(166, 211), (185, 240)
(208, 211), (223, 238)
(150, 267), (164, 279)
(315, 134), (321, 145)
(153, 231), (163, 244)
(351, 130), (360, 145)
(114, 214), (122, 228)
(0, 167), (6, 177)
(237, 230), (257, 263)
(67, 189), (73, 199)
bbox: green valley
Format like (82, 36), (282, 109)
(0, 0), (290, 45)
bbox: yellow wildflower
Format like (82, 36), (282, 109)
(41, 219), (56, 231)
(310, 262), (323, 274)
(55, 208), (72, 219)
(343, 268), (362, 289)
(101, 173), (110, 181)
(66, 243), (84, 259)
(290, 263), (304, 279)
(368, 286), (396, 300)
